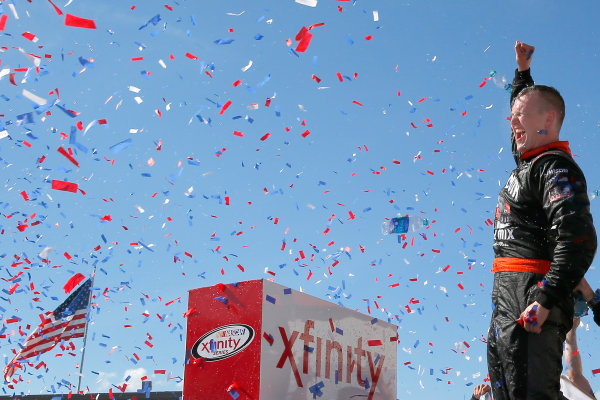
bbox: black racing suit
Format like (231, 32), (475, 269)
(487, 69), (597, 400)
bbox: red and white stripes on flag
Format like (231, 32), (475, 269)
(4, 279), (91, 382)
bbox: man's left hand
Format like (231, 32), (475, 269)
(519, 301), (549, 333)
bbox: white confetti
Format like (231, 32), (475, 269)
(295, 0), (317, 7)
(22, 89), (47, 105)
(241, 60), (253, 72)
(8, 3), (18, 19)
(39, 247), (53, 258)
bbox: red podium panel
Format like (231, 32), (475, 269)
(184, 279), (397, 400)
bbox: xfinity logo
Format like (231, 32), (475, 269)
(192, 324), (254, 361)
(277, 320), (385, 400)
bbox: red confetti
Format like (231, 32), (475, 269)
(183, 308), (196, 318)
(63, 273), (85, 294)
(301, 130), (311, 138)
(64, 14), (97, 29)
(185, 52), (198, 60)
(51, 180), (78, 193)
(311, 74), (321, 83)
(307, 22), (325, 30)
(47, 0), (63, 15)
(22, 32), (38, 42)
(0, 14), (7, 31)
(260, 132), (270, 141)
(295, 26), (313, 53)
(219, 100), (232, 115)
(263, 332), (274, 345)
(9, 283), (19, 294)
(57, 147), (79, 167)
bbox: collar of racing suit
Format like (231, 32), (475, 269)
(519, 140), (571, 160)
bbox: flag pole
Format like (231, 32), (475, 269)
(77, 269), (95, 394)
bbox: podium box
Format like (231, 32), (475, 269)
(184, 279), (397, 400)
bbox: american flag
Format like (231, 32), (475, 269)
(3, 278), (92, 382)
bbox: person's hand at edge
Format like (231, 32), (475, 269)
(473, 384), (492, 398)
(515, 40), (535, 72)
(519, 301), (549, 334)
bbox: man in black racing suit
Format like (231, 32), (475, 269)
(487, 41), (597, 399)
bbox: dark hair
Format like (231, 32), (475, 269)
(516, 85), (565, 128)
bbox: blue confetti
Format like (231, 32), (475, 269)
(109, 139), (133, 154)
(214, 38), (235, 45)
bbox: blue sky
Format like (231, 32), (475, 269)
(0, 0), (599, 398)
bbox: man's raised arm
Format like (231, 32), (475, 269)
(510, 41), (535, 163)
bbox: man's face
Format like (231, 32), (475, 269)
(510, 92), (555, 153)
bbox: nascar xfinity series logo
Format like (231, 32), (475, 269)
(191, 324), (255, 361)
